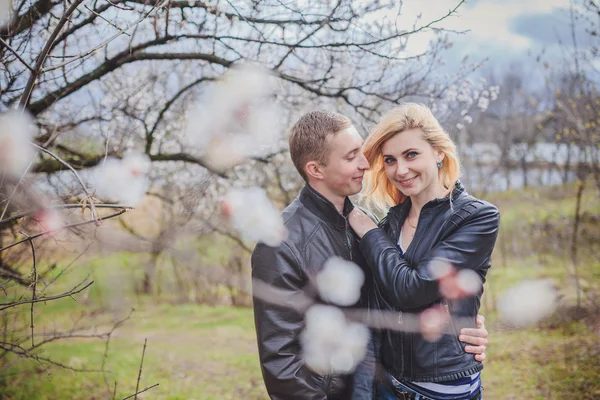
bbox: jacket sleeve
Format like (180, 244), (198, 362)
(359, 203), (500, 310)
(348, 327), (379, 399)
(251, 242), (328, 400)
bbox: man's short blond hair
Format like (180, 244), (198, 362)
(289, 110), (352, 181)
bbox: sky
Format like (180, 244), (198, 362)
(387, 0), (587, 81)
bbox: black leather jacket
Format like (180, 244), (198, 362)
(360, 182), (500, 383)
(251, 185), (376, 400)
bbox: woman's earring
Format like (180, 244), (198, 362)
(437, 161), (443, 169)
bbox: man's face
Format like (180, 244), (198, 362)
(320, 126), (370, 198)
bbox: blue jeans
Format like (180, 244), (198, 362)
(375, 380), (483, 400)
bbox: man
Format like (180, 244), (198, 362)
(251, 111), (488, 399)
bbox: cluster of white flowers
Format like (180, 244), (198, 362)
(32, 208), (63, 233)
(427, 259), (483, 300)
(315, 257), (365, 306)
(497, 279), (558, 327)
(185, 64), (281, 172)
(419, 304), (450, 342)
(221, 187), (287, 247)
(301, 305), (370, 374)
(93, 153), (151, 206)
(0, 111), (37, 177)
(430, 78), (500, 130)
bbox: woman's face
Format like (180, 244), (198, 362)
(381, 128), (444, 201)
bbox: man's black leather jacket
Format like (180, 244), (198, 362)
(251, 185), (376, 399)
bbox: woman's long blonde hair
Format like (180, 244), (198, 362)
(361, 103), (461, 212)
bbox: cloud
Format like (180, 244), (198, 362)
(382, 0), (576, 76)
(510, 8), (594, 48)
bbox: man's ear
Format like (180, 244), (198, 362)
(305, 161), (325, 181)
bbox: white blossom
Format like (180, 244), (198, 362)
(316, 256), (365, 306)
(0, 0), (11, 22)
(301, 305), (370, 374)
(185, 64), (281, 172)
(33, 208), (63, 233)
(489, 86), (500, 101)
(497, 280), (558, 327)
(429, 260), (482, 300)
(477, 96), (490, 111)
(427, 258), (454, 280)
(455, 269), (483, 295)
(463, 115), (473, 124)
(222, 187), (286, 247)
(93, 153), (151, 206)
(0, 111), (37, 177)
(419, 305), (450, 342)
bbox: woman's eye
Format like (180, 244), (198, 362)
(407, 151), (418, 159)
(383, 157), (395, 164)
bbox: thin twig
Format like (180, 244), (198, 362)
(134, 339), (148, 400)
(27, 238), (36, 347)
(0, 281), (94, 311)
(0, 38), (35, 72)
(0, 342), (104, 373)
(19, 0), (86, 109)
(121, 383), (159, 400)
(0, 204), (134, 227)
(0, 160), (34, 222)
(43, 4), (167, 74)
(0, 209), (127, 254)
(102, 309), (134, 395)
(29, 143), (100, 224)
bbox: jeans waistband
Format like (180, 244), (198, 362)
(377, 379), (483, 400)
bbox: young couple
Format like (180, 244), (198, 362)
(251, 104), (500, 400)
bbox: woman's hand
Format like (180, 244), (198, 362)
(348, 208), (378, 238)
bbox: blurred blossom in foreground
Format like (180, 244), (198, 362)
(301, 305), (370, 374)
(93, 153), (151, 206)
(316, 257), (364, 306)
(428, 259), (483, 300)
(32, 208), (63, 233)
(221, 187), (286, 247)
(497, 279), (558, 327)
(419, 304), (450, 342)
(185, 64), (280, 171)
(0, 0), (11, 23)
(0, 111), (37, 177)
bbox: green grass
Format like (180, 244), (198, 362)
(0, 304), (265, 400)
(484, 325), (600, 399)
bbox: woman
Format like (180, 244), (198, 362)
(349, 103), (500, 400)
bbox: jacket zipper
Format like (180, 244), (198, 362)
(444, 300), (464, 353)
(386, 211), (405, 377)
(344, 218), (353, 261)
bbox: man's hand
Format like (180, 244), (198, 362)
(459, 314), (488, 361)
(348, 208), (378, 238)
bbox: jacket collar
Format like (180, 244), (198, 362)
(389, 180), (467, 216)
(299, 184), (354, 228)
